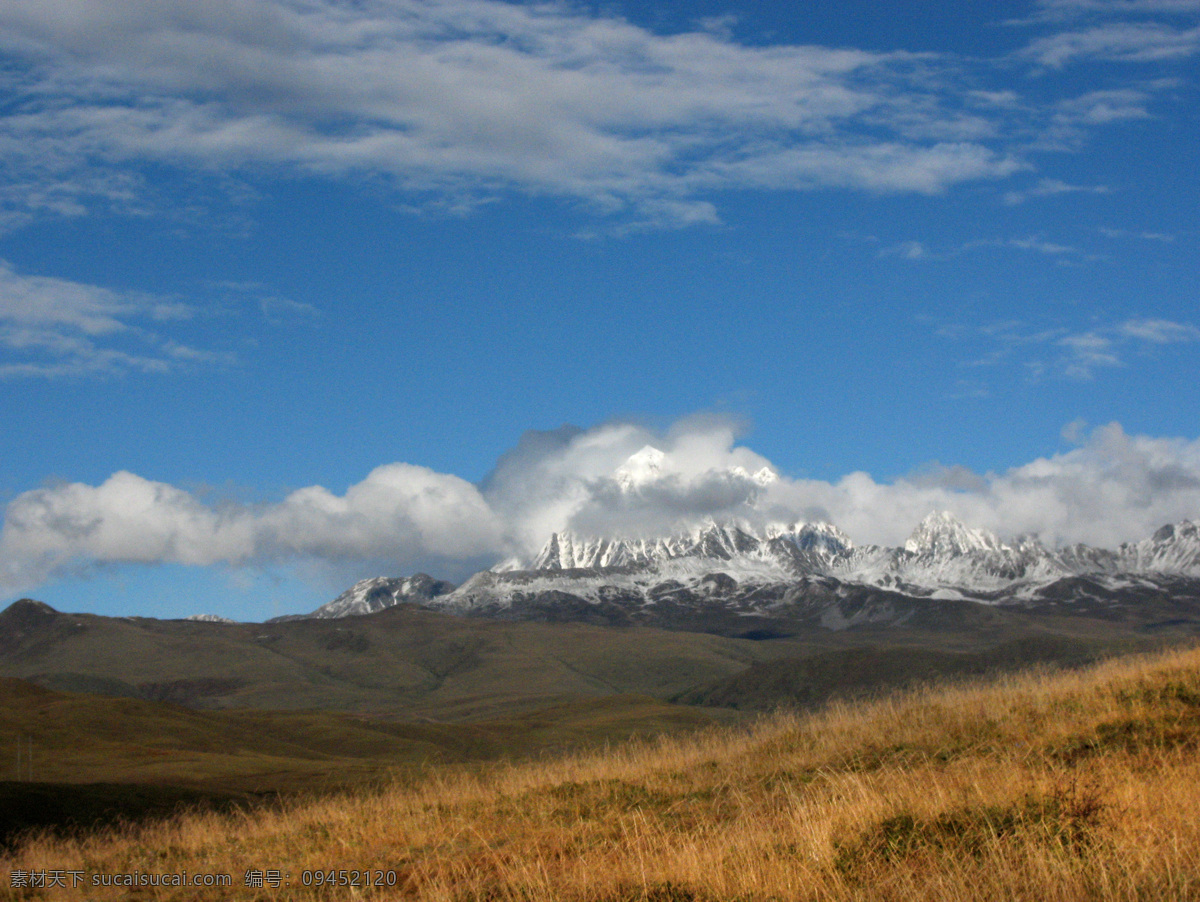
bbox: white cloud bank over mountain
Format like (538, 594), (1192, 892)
(3, 417), (1199, 593)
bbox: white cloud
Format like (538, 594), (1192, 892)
(944, 316), (1200, 380)
(1099, 227), (1176, 240)
(0, 261), (232, 377)
(1116, 317), (1200, 342)
(1002, 177), (1111, 204)
(0, 262), (328, 378)
(879, 240), (931, 260)
(0, 1), (1191, 228)
(1057, 331), (1123, 377)
(1025, 21), (1200, 66)
(882, 231), (1105, 264)
(958, 234), (1088, 257)
(1, 464), (505, 592)
(684, 421), (1200, 550)
(0, 0), (1094, 228)
(1055, 317), (1199, 376)
(4, 416), (1200, 594)
(1034, 0), (1200, 15)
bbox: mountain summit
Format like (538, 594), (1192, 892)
(903, 511), (1004, 556)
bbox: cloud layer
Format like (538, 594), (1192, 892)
(3, 417), (1199, 593)
(2, 0), (1194, 228)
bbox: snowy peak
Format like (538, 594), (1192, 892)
(778, 521), (854, 554)
(614, 445), (667, 490)
(903, 511), (1004, 557)
(735, 465), (779, 487)
(526, 520), (851, 574)
(612, 445), (777, 492)
(1122, 520), (1200, 572)
(300, 573), (456, 620)
(530, 523), (764, 571)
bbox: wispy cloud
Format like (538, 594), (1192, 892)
(948, 315), (1200, 380)
(0, 263), (313, 378)
(1058, 317), (1199, 376)
(885, 233), (1096, 262)
(1057, 330), (1124, 377)
(0, 262), (232, 378)
(1034, 0), (1200, 16)
(1001, 235), (1082, 254)
(1024, 21), (1200, 66)
(4, 0), (1188, 229)
(1100, 226), (1177, 241)
(1116, 317), (1200, 342)
(1021, 0), (1200, 62)
(1008, 0), (1200, 159)
(879, 240), (933, 260)
(1003, 177), (1111, 204)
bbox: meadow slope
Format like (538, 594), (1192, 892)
(4, 643), (1200, 900)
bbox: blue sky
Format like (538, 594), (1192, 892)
(1, 0), (1198, 620)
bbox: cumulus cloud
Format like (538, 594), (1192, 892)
(1, 464), (505, 592)
(754, 422), (1200, 549)
(4, 416), (1200, 594)
(477, 416), (773, 550)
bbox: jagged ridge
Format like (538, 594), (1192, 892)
(301, 514), (1200, 626)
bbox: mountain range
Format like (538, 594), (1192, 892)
(297, 512), (1200, 636)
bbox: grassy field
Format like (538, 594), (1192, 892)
(4, 643), (1199, 900)
(0, 679), (734, 845)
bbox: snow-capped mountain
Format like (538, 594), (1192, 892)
(305, 487), (1200, 631)
(1119, 521), (1200, 573)
(421, 512), (1200, 623)
(828, 512), (1078, 594)
(528, 520), (849, 573)
(613, 445), (667, 490)
(274, 573), (456, 621)
(612, 444), (778, 492)
(902, 510), (1004, 556)
(516, 512), (1083, 594)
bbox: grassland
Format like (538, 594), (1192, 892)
(0, 600), (790, 719)
(4, 643), (1199, 900)
(0, 679), (732, 845)
(2, 597), (1166, 721)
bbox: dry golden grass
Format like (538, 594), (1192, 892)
(5, 644), (1200, 901)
